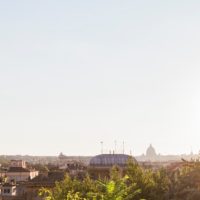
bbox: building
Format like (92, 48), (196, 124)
(88, 154), (136, 178)
(10, 160), (26, 168)
(5, 160), (39, 183)
(146, 144), (157, 161)
(24, 171), (65, 200)
(0, 182), (24, 200)
(1, 183), (17, 197)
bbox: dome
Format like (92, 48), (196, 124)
(89, 154), (136, 167)
(146, 144), (157, 158)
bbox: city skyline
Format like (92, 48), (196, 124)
(1, 1), (200, 156)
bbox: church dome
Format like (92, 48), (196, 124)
(146, 144), (157, 158)
(89, 154), (136, 167)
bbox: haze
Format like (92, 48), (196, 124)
(0, 0), (200, 156)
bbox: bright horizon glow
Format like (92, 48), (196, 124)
(1, 1), (200, 156)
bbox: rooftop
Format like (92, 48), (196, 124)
(89, 154), (136, 167)
(8, 167), (32, 173)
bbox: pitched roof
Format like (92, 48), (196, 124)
(7, 167), (31, 173)
(28, 171), (65, 186)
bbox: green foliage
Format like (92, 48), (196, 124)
(39, 160), (200, 200)
(171, 161), (200, 200)
(126, 161), (170, 200)
(39, 168), (141, 200)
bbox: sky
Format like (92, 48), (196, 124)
(0, 0), (200, 156)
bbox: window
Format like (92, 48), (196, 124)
(4, 188), (11, 194)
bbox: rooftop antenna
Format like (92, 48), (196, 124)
(100, 141), (103, 154)
(123, 141), (125, 154)
(114, 140), (117, 154)
(190, 146), (193, 155)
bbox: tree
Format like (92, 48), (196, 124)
(39, 168), (141, 200)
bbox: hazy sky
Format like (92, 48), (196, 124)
(0, 0), (200, 156)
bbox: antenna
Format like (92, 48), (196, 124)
(100, 141), (103, 154)
(123, 141), (125, 154)
(114, 140), (117, 154)
(190, 146), (193, 155)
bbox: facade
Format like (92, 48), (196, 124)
(0, 171), (65, 200)
(10, 160), (26, 169)
(5, 160), (39, 183)
(1, 183), (17, 197)
(6, 168), (39, 182)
